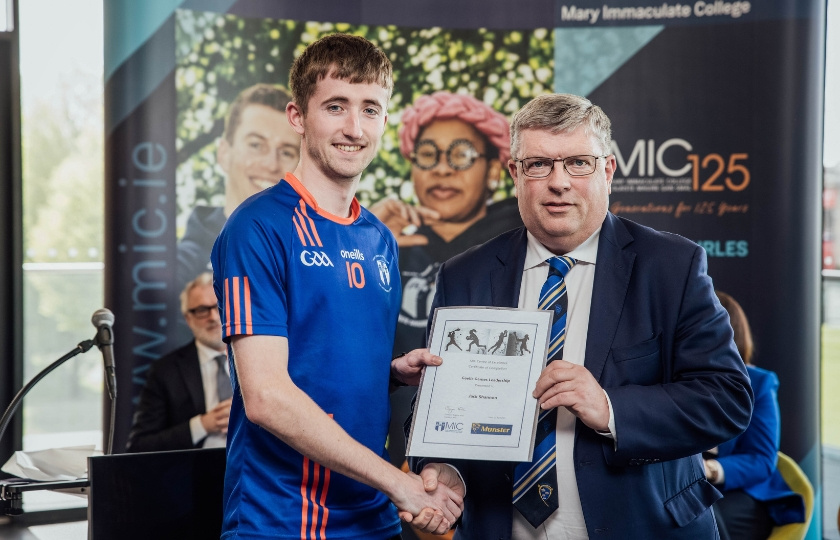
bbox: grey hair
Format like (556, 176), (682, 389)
(510, 94), (612, 159)
(180, 271), (214, 315)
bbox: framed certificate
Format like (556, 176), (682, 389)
(406, 307), (551, 461)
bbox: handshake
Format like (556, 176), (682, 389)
(391, 462), (465, 535)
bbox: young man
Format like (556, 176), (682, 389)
(177, 84), (300, 293)
(411, 94), (753, 539)
(211, 34), (463, 539)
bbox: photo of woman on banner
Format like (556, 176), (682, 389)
(371, 91), (523, 355)
(176, 83), (300, 294)
(378, 95), (523, 538)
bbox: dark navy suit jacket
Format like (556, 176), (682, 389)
(411, 213), (754, 539)
(125, 341), (208, 453)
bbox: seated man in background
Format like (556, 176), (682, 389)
(126, 272), (231, 452)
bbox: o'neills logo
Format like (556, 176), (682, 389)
(471, 423), (513, 436)
(340, 248), (365, 260)
(300, 250), (334, 267)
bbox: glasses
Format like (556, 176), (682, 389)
(411, 139), (486, 171)
(514, 155), (608, 178)
(187, 304), (218, 319)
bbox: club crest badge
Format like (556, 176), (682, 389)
(373, 254), (392, 292)
(538, 484), (553, 506)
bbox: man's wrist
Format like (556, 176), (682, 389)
(390, 352), (409, 387)
(190, 414), (208, 444)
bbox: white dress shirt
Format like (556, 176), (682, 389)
(512, 228), (614, 540)
(188, 341), (229, 448)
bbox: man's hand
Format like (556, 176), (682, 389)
(391, 349), (442, 387)
(419, 463), (465, 500)
(368, 198), (441, 247)
(200, 398), (232, 434)
(533, 360), (610, 432)
(393, 467), (464, 535)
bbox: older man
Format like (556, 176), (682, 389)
(411, 93), (753, 539)
(126, 272), (231, 452)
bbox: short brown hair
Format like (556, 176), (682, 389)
(510, 94), (612, 159)
(289, 33), (393, 115)
(715, 290), (755, 365)
(223, 84), (292, 143)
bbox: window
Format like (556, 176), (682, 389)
(18, 0), (103, 513)
(823, 1), (840, 538)
(0, 0), (12, 33)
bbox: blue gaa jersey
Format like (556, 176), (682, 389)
(211, 173), (401, 540)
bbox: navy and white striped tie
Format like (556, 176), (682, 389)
(512, 256), (576, 527)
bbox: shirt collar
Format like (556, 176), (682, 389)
(195, 340), (226, 365)
(523, 227), (601, 271)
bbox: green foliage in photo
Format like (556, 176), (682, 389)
(175, 10), (554, 228)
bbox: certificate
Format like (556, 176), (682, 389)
(406, 307), (552, 462)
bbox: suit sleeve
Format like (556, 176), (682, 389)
(604, 245), (754, 465)
(716, 370), (779, 490)
(125, 361), (198, 453)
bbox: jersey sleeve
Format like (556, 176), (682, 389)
(211, 208), (289, 340)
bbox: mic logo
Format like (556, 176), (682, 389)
(434, 421), (464, 433)
(300, 250), (334, 267)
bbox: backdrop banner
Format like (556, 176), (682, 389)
(105, 1), (824, 536)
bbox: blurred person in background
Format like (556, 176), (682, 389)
(372, 93), (522, 540)
(176, 84), (300, 293)
(707, 291), (805, 540)
(126, 272), (230, 452)
(371, 90), (522, 355)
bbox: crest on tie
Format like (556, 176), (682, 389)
(538, 484), (553, 505)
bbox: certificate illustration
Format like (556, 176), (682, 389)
(406, 307), (552, 461)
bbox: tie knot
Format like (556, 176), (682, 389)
(547, 256), (576, 278)
(214, 354), (227, 368)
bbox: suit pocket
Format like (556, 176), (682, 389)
(664, 477), (722, 527)
(608, 333), (661, 385)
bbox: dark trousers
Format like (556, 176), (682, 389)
(713, 490), (774, 540)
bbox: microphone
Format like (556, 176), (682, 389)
(91, 308), (117, 400)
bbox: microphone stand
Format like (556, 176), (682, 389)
(0, 338), (99, 452)
(0, 335), (121, 516)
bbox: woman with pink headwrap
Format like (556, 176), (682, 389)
(376, 91), (522, 540)
(373, 91), (522, 369)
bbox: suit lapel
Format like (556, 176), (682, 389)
(585, 214), (635, 382)
(178, 344), (207, 414)
(490, 228), (528, 308)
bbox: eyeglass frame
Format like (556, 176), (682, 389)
(186, 304), (218, 319)
(512, 154), (610, 178)
(410, 138), (487, 171)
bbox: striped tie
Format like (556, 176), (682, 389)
(512, 256), (576, 527)
(215, 354), (232, 401)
